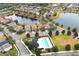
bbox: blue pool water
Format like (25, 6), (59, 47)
(37, 37), (53, 48)
(42, 38), (49, 48)
(56, 13), (79, 30)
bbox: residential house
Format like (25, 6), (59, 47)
(0, 32), (12, 52)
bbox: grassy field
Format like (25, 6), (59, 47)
(51, 34), (79, 51)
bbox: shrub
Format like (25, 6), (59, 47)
(35, 48), (41, 56)
(65, 44), (71, 51)
(8, 26), (16, 32)
(17, 29), (25, 34)
(74, 44), (79, 50)
(55, 23), (59, 26)
(52, 46), (59, 52)
(53, 12), (57, 16)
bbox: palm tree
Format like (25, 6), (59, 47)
(67, 27), (71, 31)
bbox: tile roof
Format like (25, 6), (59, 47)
(0, 34), (6, 42)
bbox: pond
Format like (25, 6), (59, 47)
(56, 13), (79, 31)
(5, 14), (39, 25)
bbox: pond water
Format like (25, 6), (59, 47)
(56, 13), (79, 30)
(5, 14), (39, 25)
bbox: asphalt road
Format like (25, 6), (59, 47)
(4, 27), (31, 56)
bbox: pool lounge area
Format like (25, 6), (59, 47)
(37, 37), (53, 49)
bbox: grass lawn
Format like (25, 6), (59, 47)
(0, 45), (18, 56)
(21, 36), (28, 43)
(51, 34), (79, 51)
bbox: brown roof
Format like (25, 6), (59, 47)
(0, 35), (6, 42)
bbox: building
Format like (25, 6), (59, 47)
(67, 3), (79, 11)
(0, 32), (12, 52)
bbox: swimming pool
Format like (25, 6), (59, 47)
(37, 37), (53, 49)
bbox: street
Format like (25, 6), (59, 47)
(4, 26), (31, 56)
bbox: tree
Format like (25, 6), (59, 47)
(55, 23), (59, 26)
(35, 48), (41, 56)
(53, 12), (57, 16)
(48, 30), (52, 37)
(61, 30), (65, 35)
(55, 31), (59, 36)
(52, 46), (59, 52)
(8, 26), (16, 32)
(67, 27), (71, 31)
(6, 36), (14, 45)
(67, 30), (71, 36)
(14, 20), (18, 24)
(47, 49), (52, 52)
(65, 44), (71, 51)
(74, 44), (79, 50)
(26, 33), (30, 38)
(61, 25), (64, 28)
(22, 24), (25, 29)
(72, 28), (77, 33)
(35, 32), (39, 38)
(73, 32), (78, 38)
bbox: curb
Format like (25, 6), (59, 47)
(41, 50), (79, 56)
(14, 44), (21, 56)
(21, 39), (35, 56)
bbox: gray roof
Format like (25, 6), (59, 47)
(0, 40), (8, 46)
